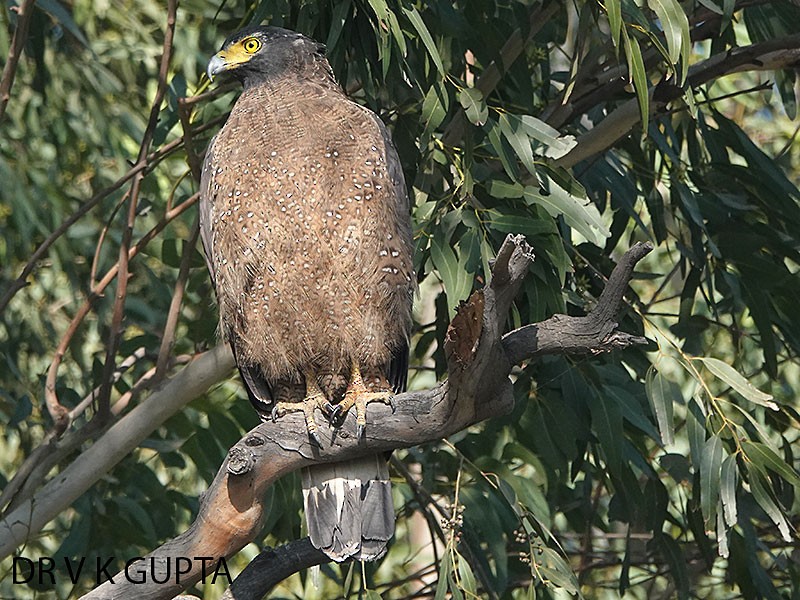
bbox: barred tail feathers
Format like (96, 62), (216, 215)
(301, 454), (394, 561)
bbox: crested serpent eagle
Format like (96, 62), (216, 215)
(200, 26), (415, 561)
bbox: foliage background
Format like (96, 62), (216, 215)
(1, 0), (799, 598)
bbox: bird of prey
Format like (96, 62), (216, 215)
(200, 25), (415, 562)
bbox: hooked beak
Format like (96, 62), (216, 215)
(206, 53), (228, 82)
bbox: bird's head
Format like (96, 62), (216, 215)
(206, 25), (321, 86)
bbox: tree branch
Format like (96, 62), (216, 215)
(0, 345), (236, 559)
(77, 236), (652, 600)
(554, 34), (800, 169)
(0, 0), (36, 122)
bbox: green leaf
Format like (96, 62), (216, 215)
(648, 0), (691, 83)
(421, 83), (449, 136)
(518, 115), (577, 159)
(622, 28), (649, 134)
(697, 357), (777, 410)
(456, 553), (477, 596)
(645, 367), (679, 445)
(499, 113), (538, 176)
(325, 0), (352, 51)
(606, 0), (623, 50)
(720, 453), (738, 527)
(655, 533), (690, 599)
(459, 87), (489, 126)
(742, 441), (800, 488)
(434, 552), (452, 600)
(487, 209), (556, 237)
(486, 120), (519, 180)
(748, 467), (792, 542)
(486, 179), (524, 199)
(37, 0), (93, 50)
(430, 237), (473, 319)
(700, 434), (723, 529)
(403, 6), (445, 75)
(588, 393), (624, 475)
(523, 185), (610, 245)
(536, 547), (579, 593)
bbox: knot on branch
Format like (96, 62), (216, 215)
(227, 444), (257, 476)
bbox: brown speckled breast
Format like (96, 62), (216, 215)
(199, 78), (414, 387)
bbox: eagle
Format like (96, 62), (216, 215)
(200, 26), (415, 562)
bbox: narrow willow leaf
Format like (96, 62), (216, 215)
(720, 453), (738, 527)
(486, 121), (519, 180)
(748, 468), (792, 542)
(538, 548), (579, 593)
(403, 6), (445, 75)
(434, 553), (452, 600)
(700, 435), (723, 529)
(449, 571), (465, 600)
(645, 367), (678, 445)
(523, 185), (610, 245)
(459, 87), (489, 126)
(622, 29), (649, 134)
(486, 179), (524, 199)
(325, 0), (352, 50)
(742, 441), (800, 487)
(716, 507), (729, 558)
(487, 209), (555, 237)
(430, 238), (472, 318)
(519, 115), (577, 159)
(648, 0), (691, 83)
(606, 0), (623, 50)
(37, 0), (93, 50)
(499, 114), (538, 176)
(698, 357), (777, 409)
(722, 0), (736, 32)
(363, 591), (382, 600)
(456, 553), (477, 596)
(421, 84), (449, 136)
(588, 392), (624, 475)
(656, 533), (690, 598)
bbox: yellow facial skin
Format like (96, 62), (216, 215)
(207, 36), (263, 81)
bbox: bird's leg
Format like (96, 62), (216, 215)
(330, 361), (394, 439)
(271, 369), (335, 447)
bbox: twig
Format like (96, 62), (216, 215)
(155, 217), (201, 378)
(43, 194), (198, 434)
(177, 98), (203, 182)
(0, 0), (36, 122)
(89, 191), (130, 287)
(96, 0), (180, 422)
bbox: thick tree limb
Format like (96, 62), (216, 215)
(0, 345), (235, 559)
(78, 236), (652, 600)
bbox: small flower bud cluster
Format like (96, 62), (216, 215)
(441, 502), (464, 541)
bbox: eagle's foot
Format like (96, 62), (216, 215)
(330, 362), (394, 439)
(270, 370), (334, 447)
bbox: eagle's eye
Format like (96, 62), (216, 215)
(242, 37), (262, 54)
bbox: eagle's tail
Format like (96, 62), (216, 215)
(301, 453), (394, 561)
